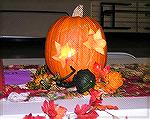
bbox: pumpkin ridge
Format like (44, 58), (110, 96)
(84, 17), (107, 71)
(55, 16), (77, 78)
(75, 18), (81, 70)
(83, 17), (98, 69)
(56, 17), (71, 75)
(76, 17), (81, 70)
(53, 16), (69, 74)
(46, 16), (67, 74)
(76, 17), (89, 70)
(81, 19), (88, 69)
(64, 17), (75, 74)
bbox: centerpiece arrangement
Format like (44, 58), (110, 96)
(44, 4), (123, 94)
(25, 5), (124, 118)
(0, 5), (127, 119)
(44, 4), (107, 92)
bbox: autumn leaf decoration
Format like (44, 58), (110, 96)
(89, 89), (118, 111)
(41, 100), (67, 119)
(23, 88), (125, 119)
(23, 113), (46, 119)
(74, 104), (99, 119)
(94, 65), (124, 94)
(74, 88), (119, 119)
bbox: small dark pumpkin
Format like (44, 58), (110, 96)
(51, 66), (96, 94)
(73, 69), (96, 93)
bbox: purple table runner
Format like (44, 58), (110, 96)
(4, 70), (31, 85)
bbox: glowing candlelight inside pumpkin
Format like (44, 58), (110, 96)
(59, 43), (76, 58)
(52, 41), (76, 67)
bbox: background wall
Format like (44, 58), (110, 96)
(0, 0), (91, 37)
(0, 0), (149, 58)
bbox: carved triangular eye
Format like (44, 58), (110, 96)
(88, 28), (95, 35)
(84, 28), (106, 55)
(93, 29), (102, 40)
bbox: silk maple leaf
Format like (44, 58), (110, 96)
(74, 104), (98, 119)
(88, 89), (118, 111)
(23, 113), (46, 119)
(99, 65), (111, 79)
(41, 100), (67, 119)
(89, 88), (103, 106)
(83, 29), (106, 55)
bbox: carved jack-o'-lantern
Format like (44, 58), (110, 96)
(45, 5), (107, 82)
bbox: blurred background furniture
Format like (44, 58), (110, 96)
(0, 0), (150, 59)
(0, 60), (4, 92)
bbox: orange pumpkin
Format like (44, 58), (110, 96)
(45, 6), (107, 81)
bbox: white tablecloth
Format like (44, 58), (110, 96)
(0, 96), (150, 119)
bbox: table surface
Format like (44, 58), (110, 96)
(0, 96), (150, 119)
(0, 58), (150, 119)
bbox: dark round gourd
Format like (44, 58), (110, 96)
(49, 66), (96, 94)
(73, 69), (96, 93)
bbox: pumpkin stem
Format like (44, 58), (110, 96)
(72, 4), (83, 17)
(60, 66), (76, 81)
